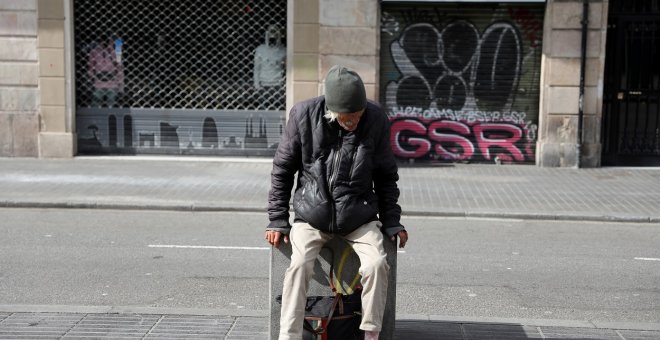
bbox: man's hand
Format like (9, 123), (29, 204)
(390, 230), (408, 248)
(265, 230), (289, 248)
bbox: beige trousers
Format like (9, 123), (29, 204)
(279, 220), (390, 340)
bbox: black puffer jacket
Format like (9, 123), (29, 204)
(267, 96), (405, 237)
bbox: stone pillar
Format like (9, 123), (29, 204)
(37, 0), (75, 157)
(319, 0), (380, 102)
(286, 0), (380, 117)
(286, 0), (321, 114)
(537, 0), (608, 167)
(0, 0), (39, 157)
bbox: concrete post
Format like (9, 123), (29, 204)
(270, 236), (397, 339)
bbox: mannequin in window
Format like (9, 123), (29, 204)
(253, 24), (286, 90)
(88, 35), (125, 107)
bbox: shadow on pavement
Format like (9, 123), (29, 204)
(395, 320), (540, 339)
(394, 319), (632, 339)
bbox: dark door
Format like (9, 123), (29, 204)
(602, 0), (660, 165)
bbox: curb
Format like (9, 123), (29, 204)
(2, 305), (659, 331)
(0, 304), (268, 317)
(405, 210), (659, 223)
(2, 201), (659, 224)
(395, 314), (660, 331)
(0, 201), (264, 213)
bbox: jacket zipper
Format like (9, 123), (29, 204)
(348, 145), (358, 180)
(328, 130), (343, 232)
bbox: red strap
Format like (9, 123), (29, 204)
(321, 319), (329, 340)
(311, 246), (348, 335)
(325, 292), (342, 327)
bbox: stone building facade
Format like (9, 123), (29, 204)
(537, 0), (608, 167)
(2, 0), (655, 168)
(0, 0), (73, 158)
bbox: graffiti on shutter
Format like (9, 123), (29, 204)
(380, 4), (544, 164)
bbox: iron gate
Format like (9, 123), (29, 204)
(73, 0), (287, 156)
(603, 0), (660, 165)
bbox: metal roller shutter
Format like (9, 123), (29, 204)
(74, 0), (286, 156)
(380, 2), (544, 164)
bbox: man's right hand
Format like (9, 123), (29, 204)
(265, 230), (289, 248)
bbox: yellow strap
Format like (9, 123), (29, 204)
(334, 242), (362, 295)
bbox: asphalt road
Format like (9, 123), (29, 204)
(0, 208), (658, 323)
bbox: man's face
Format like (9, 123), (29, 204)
(336, 109), (364, 132)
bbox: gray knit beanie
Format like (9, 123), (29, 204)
(324, 65), (367, 113)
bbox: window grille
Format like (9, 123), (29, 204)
(73, 0), (287, 111)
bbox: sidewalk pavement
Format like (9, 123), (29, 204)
(1, 309), (660, 339)
(1, 156), (660, 222)
(1, 156), (660, 339)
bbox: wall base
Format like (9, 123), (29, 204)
(536, 141), (602, 168)
(0, 113), (39, 157)
(39, 132), (76, 158)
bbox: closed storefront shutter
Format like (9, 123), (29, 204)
(380, 1), (544, 164)
(74, 0), (286, 156)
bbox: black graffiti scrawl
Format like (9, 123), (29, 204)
(382, 5), (543, 164)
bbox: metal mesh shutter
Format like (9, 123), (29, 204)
(380, 2), (544, 164)
(73, 0), (286, 156)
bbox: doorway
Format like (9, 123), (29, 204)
(602, 0), (660, 165)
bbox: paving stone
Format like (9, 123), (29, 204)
(540, 326), (622, 339)
(463, 323), (543, 339)
(394, 321), (464, 340)
(0, 313), (83, 339)
(64, 314), (159, 338)
(617, 329), (660, 340)
(145, 315), (232, 338)
(226, 316), (268, 339)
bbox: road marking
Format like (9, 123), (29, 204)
(148, 244), (269, 250)
(149, 245), (407, 253)
(634, 257), (660, 261)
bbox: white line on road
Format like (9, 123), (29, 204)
(148, 244), (269, 250)
(634, 257), (660, 261)
(148, 244), (407, 254)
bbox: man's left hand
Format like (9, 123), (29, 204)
(391, 230), (408, 248)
